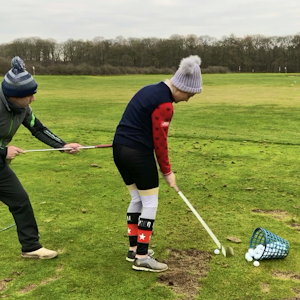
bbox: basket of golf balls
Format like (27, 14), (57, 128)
(246, 227), (290, 262)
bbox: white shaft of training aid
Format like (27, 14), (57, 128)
(178, 191), (226, 256)
(25, 145), (112, 152)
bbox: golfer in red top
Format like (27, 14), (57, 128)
(113, 55), (203, 272)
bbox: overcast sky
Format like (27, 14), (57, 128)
(1, 0), (299, 44)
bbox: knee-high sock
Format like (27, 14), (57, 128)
(137, 187), (158, 255)
(126, 184), (142, 247)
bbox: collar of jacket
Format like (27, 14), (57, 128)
(0, 88), (11, 112)
(0, 88), (25, 115)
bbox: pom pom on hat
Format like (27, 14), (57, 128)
(11, 56), (26, 73)
(1, 56), (38, 97)
(178, 55), (201, 75)
(171, 55), (202, 94)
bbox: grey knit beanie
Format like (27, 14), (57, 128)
(170, 55), (202, 93)
(2, 56), (38, 97)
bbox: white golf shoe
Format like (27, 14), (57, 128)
(21, 247), (58, 259)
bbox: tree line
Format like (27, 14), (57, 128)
(0, 34), (299, 75)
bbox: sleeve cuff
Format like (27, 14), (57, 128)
(0, 147), (7, 160)
(161, 170), (172, 176)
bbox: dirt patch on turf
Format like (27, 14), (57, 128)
(0, 267), (61, 296)
(273, 273), (300, 300)
(158, 248), (212, 300)
(40, 275), (59, 285)
(0, 271), (21, 295)
(18, 276), (58, 294)
(17, 275), (59, 294)
(272, 270), (300, 281)
(293, 287), (300, 294)
(252, 209), (289, 220)
(56, 264), (64, 271)
(251, 209), (300, 231)
(261, 282), (270, 293)
(287, 223), (300, 231)
(0, 279), (12, 292)
(18, 284), (37, 294)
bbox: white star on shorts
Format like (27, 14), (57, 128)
(139, 233), (146, 240)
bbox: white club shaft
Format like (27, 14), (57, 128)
(178, 191), (226, 256)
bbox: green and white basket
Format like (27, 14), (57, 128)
(249, 227), (290, 260)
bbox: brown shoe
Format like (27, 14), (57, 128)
(21, 247), (58, 259)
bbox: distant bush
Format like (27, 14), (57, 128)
(160, 67), (176, 74)
(202, 66), (231, 74)
(0, 57), (230, 76)
(0, 57), (11, 75)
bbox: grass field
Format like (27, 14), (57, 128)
(0, 73), (300, 299)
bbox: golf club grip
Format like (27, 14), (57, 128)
(94, 144), (112, 148)
(178, 191), (222, 249)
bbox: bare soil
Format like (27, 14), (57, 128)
(158, 248), (212, 300)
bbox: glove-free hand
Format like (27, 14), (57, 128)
(163, 172), (180, 192)
(6, 145), (25, 160)
(63, 143), (83, 154)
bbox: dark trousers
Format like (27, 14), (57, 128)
(0, 159), (42, 252)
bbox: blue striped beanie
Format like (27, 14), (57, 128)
(171, 55), (202, 94)
(1, 56), (38, 97)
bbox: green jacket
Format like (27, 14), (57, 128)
(0, 88), (66, 160)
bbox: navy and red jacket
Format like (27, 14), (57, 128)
(113, 82), (174, 175)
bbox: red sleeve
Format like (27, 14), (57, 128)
(151, 102), (174, 175)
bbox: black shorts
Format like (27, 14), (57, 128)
(113, 143), (158, 190)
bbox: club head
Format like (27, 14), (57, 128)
(226, 247), (234, 257)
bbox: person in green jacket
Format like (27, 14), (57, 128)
(0, 56), (82, 259)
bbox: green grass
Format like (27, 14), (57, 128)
(1, 73), (300, 299)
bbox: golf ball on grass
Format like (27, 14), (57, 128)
(245, 253), (253, 262)
(248, 248), (255, 257)
(214, 249), (220, 255)
(253, 261), (260, 267)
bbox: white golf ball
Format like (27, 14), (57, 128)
(253, 261), (260, 267)
(245, 253), (253, 262)
(254, 253), (261, 260)
(256, 244), (265, 251)
(248, 248), (255, 257)
(214, 249), (220, 255)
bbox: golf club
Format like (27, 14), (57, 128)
(175, 188), (233, 257)
(25, 144), (112, 152)
(0, 223), (15, 233)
